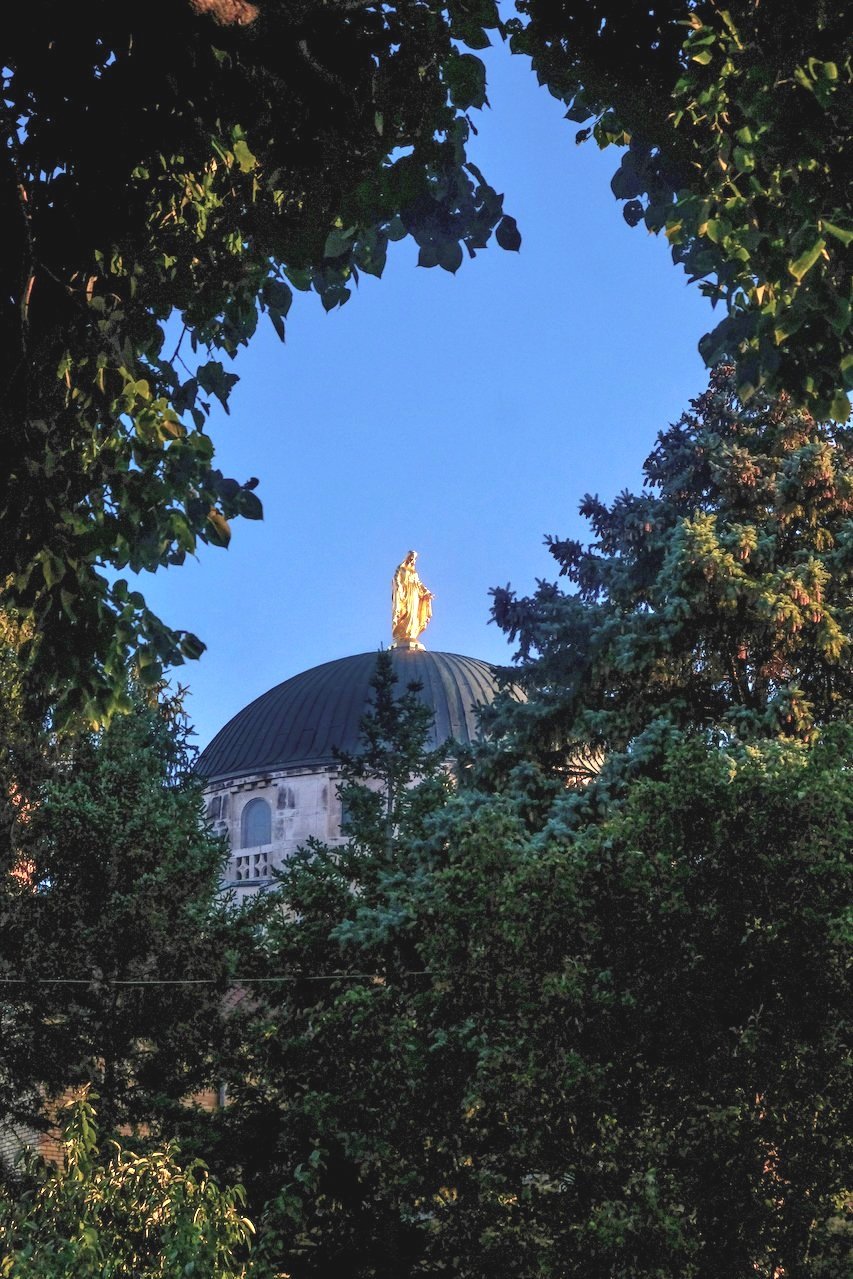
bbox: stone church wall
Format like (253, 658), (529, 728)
(204, 766), (348, 903)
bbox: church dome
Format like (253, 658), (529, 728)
(197, 648), (504, 783)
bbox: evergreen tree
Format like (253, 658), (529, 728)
(334, 649), (448, 860)
(0, 691), (238, 1142)
(217, 652), (455, 1277)
(488, 365), (853, 785)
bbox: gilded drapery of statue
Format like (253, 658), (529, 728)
(391, 550), (433, 644)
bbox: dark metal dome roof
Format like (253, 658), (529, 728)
(196, 649), (504, 783)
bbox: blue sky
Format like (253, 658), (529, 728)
(140, 41), (713, 750)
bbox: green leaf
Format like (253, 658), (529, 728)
(623, 200), (644, 228)
(444, 53), (487, 110)
(829, 388), (850, 422)
(197, 361), (239, 409)
(701, 219), (727, 244)
(788, 239), (826, 283)
(42, 553), (63, 589)
(822, 221), (853, 247)
(284, 266), (313, 292)
(232, 139), (256, 173)
(237, 489), (263, 520)
(773, 311), (804, 345)
(174, 378), (198, 413)
(564, 98), (592, 123)
(324, 226), (355, 259)
(611, 154), (645, 200)
(438, 240), (464, 273)
(458, 26), (491, 50)
(354, 236), (388, 278)
(137, 657), (164, 686)
(793, 65), (814, 93)
(495, 215), (521, 252)
(387, 215), (407, 243)
(263, 278), (293, 317)
(316, 280), (351, 311)
(808, 57), (839, 81)
(180, 632), (206, 661)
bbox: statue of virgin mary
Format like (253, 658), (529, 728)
(391, 550), (433, 644)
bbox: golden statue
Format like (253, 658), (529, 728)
(391, 550), (434, 646)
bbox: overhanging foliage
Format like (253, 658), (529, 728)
(3, 2), (849, 719)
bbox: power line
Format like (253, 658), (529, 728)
(0, 971), (437, 987)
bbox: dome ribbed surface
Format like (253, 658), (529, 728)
(197, 649), (503, 783)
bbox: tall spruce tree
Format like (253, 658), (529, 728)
(488, 364), (853, 788)
(215, 651), (457, 1278)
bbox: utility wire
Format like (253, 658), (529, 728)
(0, 971), (437, 987)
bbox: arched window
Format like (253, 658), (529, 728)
(241, 797), (271, 848)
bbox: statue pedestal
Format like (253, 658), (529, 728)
(390, 640), (425, 651)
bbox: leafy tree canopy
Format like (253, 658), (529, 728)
(1, 0), (513, 722)
(0, 1092), (259, 1278)
(214, 655), (852, 1276)
(3, 1), (849, 721)
(511, 0), (852, 421)
(402, 731), (852, 1276)
(0, 690), (238, 1136)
